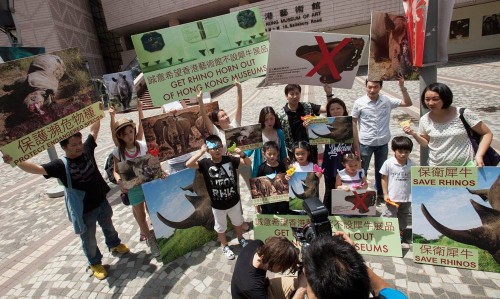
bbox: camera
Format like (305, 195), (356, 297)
(292, 197), (333, 250)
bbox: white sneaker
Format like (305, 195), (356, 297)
(222, 246), (235, 260)
(147, 235), (161, 258)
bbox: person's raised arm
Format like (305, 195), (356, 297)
(234, 147), (251, 166)
(109, 106), (119, 146)
(319, 84), (334, 114)
(137, 101), (144, 141)
(234, 79), (243, 124)
(397, 76), (412, 107)
(197, 88), (216, 134)
(403, 125), (429, 148)
(185, 144), (208, 169)
(90, 102), (104, 140)
(471, 121), (493, 167)
(3, 154), (48, 175)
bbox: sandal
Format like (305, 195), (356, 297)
(140, 233), (147, 242)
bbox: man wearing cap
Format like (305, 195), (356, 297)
(2, 116), (129, 280)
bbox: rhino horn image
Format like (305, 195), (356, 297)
(291, 173), (319, 199)
(421, 175), (500, 263)
(310, 118), (353, 141)
(157, 171), (214, 230)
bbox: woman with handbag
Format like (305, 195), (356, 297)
(403, 82), (497, 167)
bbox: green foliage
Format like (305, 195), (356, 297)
(157, 227), (217, 264)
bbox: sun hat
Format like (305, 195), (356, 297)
(114, 118), (136, 134)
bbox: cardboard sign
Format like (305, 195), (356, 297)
(288, 172), (319, 211)
(224, 124), (262, 151)
(142, 101), (219, 162)
(103, 70), (138, 113)
(142, 169), (217, 263)
(254, 214), (402, 257)
(0, 48), (102, 166)
(307, 116), (353, 145)
(250, 173), (289, 206)
(266, 31), (367, 88)
(131, 8), (269, 106)
(116, 153), (162, 189)
(368, 11), (419, 81)
(412, 166), (499, 272)
(331, 189), (377, 216)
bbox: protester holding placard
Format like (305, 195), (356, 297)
(352, 77), (412, 200)
(185, 135), (251, 260)
(111, 103), (161, 258)
(403, 82), (494, 167)
(380, 136), (414, 242)
(2, 116), (130, 280)
(276, 84), (331, 162)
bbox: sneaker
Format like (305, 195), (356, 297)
(238, 237), (249, 248)
(147, 235), (161, 258)
(110, 243), (130, 254)
(88, 263), (107, 280)
(222, 246), (235, 260)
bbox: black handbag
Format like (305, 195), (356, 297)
(458, 108), (499, 166)
(120, 193), (130, 206)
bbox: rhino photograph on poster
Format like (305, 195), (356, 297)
(103, 70), (138, 113)
(307, 116), (353, 145)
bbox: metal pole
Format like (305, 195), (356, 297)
(418, 65), (437, 166)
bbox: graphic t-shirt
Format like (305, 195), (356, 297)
(198, 155), (240, 210)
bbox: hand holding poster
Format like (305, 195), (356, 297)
(0, 48), (103, 166)
(250, 173), (289, 206)
(142, 102), (219, 161)
(307, 116), (353, 145)
(266, 31), (367, 88)
(131, 8), (269, 106)
(103, 70), (138, 113)
(412, 166), (499, 272)
(224, 124), (262, 151)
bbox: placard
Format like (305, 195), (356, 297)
(103, 70), (138, 112)
(307, 116), (353, 145)
(250, 173), (289, 206)
(224, 124), (262, 151)
(331, 189), (377, 216)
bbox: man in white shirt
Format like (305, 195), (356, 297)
(351, 77), (412, 199)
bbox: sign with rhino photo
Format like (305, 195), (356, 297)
(368, 11), (419, 81)
(142, 168), (217, 264)
(412, 166), (500, 273)
(254, 214), (402, 257)
(0, 48), (103, 166)
(103, 70), (138, 113)
(142, 101), (219, 161)
(0, 46), (45, 62)
(116, 153), (163, 189)
(288, 172), (319, 211)
(250, 173), (289, 206)
(266, 31), (367, 88)
(331, 189), (377, 216)
(224, 124), (262, 151)
(307, 116), (353, 145)
(131, 7), (269, 106)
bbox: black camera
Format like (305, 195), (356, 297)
(292, 197), (333, 250)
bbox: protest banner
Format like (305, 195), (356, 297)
(250, 173), (289, 206)
(0, 48), (102, 166)
(131, 8), (269, 106)
(331, 189), (377, 216)
(102, 70), (138, 113)
(307, 116), (353, 145)
(368, 11), (419, 81)
(403, 0), (429, 67)
(288, 172), (319, 211)
(224, 124), (262, 151)
(142, 169), (217, 264)
(412, 166), (499, 272)
(142, 101), (219, 161)
(116, 153), (162, 190)
(266, 31), (367, 88)
(0, 46), (45, 62)
(254, 214), (402, 257)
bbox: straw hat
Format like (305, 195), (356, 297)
(114, 118), (136, 134)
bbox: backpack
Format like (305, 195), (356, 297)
(104, 152), (117, 184)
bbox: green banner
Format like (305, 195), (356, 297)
(132, 8), (269, 106)
(2, 102), (103, 166)
(254, 214), (402, 257)
(411, 166), (478, 187)
(414, 243), (478, 270)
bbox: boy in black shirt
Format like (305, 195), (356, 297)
(186, 135), (252, 260)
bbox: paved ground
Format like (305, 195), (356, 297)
(0, 53), (499, 298)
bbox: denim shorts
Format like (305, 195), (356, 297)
(128, 185), (145, 206)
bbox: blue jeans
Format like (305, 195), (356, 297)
(80, 200), (121, 265)
(360, 143), (388, 196)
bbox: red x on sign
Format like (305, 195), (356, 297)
(305, 36), (352, 81)
(351, 190), (370, 212)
